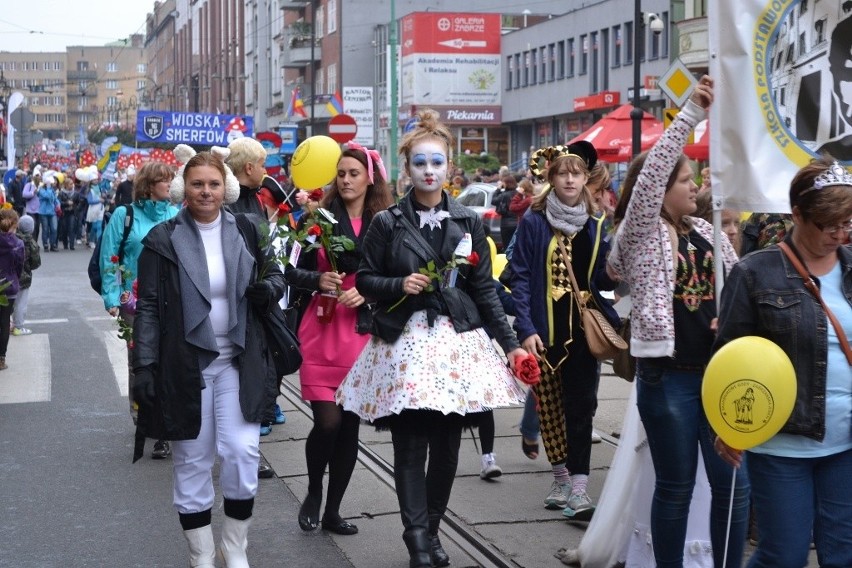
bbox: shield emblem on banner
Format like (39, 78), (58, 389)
(143, 115), (164, 139)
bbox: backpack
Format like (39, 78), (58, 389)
(493, 190), (511, 216)
(88, 204), (134, 293)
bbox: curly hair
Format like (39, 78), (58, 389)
(398, 109), (454, 167)
(133, 161), (175, 201)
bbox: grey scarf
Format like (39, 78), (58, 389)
(545, 190), (589, 235)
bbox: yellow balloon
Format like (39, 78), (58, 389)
(702, 336), (796, 450)
(290, 135), (341, 189)
(55, 172), (65, 185)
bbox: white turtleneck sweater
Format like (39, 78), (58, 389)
(195, 213), (234, 359)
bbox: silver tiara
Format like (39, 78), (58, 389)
(813, 161), (852, 189)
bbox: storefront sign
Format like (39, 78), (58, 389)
(573, 91), (620, 112)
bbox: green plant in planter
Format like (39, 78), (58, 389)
(455, 152), (501, 175)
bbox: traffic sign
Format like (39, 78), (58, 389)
(658, 58), (698, 107)
(328, 113), (357, 144)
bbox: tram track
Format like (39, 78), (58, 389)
(278, 378), (621, 568)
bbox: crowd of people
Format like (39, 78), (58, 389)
(3, 74), (852, 568)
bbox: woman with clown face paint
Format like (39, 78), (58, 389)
(335, 109), (527, 568)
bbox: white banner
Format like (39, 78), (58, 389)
(400, 54), (501, 106)
(710, 0), (852, 213)
(343, 87), (374, 147)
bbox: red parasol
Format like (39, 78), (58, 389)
(684, 119), (709, 161)
(569, 104), (664, 163)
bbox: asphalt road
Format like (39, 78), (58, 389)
(0, 246), (351, 567)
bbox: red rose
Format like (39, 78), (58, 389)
(308, 189), (324, 202)
(110, 255), (120, 264)
(514, 354), (541, 386)
(466, 251), (480, 266)
(308, 224), (323, 237)
(277, 202), (291, 215)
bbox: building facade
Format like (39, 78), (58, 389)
(65, 36), (147, 143)
(0, 52), (67, 145)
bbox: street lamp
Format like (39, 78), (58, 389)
(631, 6), (664, 158)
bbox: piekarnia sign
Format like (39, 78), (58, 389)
(136, 111), (255, 145)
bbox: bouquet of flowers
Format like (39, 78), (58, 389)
(106, 256), (136, 345)
(387, 249), (480, 312)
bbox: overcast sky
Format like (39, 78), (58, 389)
(0, 1), (154, 53)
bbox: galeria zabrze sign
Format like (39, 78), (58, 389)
(136, 111), (255, 145)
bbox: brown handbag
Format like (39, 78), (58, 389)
(554, 231), (628, 361)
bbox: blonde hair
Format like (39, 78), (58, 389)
(399, 109), (454, 167)
(531, 154), (595, 212)
(225, 137), (266, 175)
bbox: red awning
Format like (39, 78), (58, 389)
(569, 104), (664, 163)
(684, 119), (709, 161)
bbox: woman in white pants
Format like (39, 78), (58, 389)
(132, 147), (285, 567)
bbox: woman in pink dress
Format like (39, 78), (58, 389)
(287, 144), (394, 536)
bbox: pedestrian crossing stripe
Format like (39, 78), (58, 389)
(0, 334), (52, 404)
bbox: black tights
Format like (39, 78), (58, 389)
(0, 299), (15, 357)
(478, 410), (495, 455)
(305, 401), (360, 518)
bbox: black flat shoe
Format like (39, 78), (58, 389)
(321, 514), (359, 535)
(298, 494), (321, 531)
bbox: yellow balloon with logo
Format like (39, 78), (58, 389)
(290, 135), (341, 190)
(702, 336), (796, 450)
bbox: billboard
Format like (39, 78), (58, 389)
(136, 111), (255, 145)
(400, 12), (501, 125)
(343, 87), (375, 147)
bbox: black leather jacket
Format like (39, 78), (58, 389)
(358, 195), (520, 354)
(715, 237), (852, 441)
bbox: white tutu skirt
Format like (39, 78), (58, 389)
(335, 311), (525, 422)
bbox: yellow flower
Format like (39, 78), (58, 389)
(1, 203), (12, 210)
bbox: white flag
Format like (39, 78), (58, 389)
(710, 1), (852, 213)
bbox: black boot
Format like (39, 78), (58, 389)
(393, 430), (431, 567)
(403, 528), (432, 568)
(429, 514), (450, 567)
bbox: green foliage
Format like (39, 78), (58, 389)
(454, 152), (501, 175)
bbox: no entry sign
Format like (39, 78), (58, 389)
(328, 113), (358, 144)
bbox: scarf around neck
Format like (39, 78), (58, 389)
(545, 190), (589, 235)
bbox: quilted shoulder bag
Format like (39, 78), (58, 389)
(554, 231), (627, 361)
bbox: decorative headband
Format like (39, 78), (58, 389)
(528, 141), (598, 180)
(812, 161), (852, 190)
(345, 141), (387, 185)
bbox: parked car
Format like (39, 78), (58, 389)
(455, 182), (503, 249)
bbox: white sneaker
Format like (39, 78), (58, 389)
(544, 480), (571, 509)
(88, 242), (96, 249)
(563, 491), (595, 521)
(479, 452), (502, 480)
(591, 430), (602, 444)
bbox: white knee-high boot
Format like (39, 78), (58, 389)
(183, 525), (216, 568)
(219, 516), (252, 568)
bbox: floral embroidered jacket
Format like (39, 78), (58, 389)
(607, 100), (738, 358)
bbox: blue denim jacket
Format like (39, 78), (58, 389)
(715, 239), (852, 441)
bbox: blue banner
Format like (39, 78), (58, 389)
(136, 111), (254, 145)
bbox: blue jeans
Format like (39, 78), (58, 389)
(747, 449), (852, 568)
(636, 360), (750, 568)
(40, 215), (57, 249)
